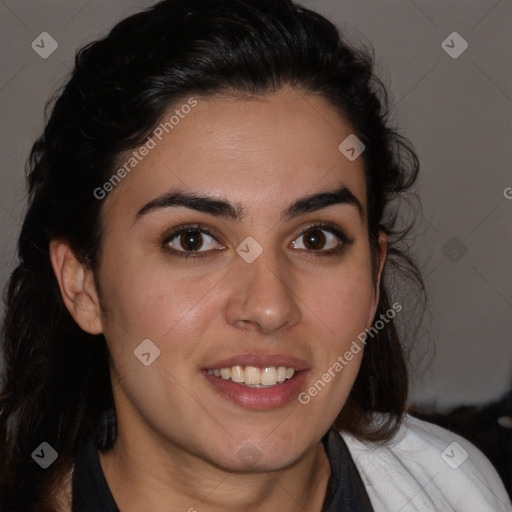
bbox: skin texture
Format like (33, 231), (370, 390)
(51, 88), (387, 512)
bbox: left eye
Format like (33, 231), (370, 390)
(291, 228), (342, 252)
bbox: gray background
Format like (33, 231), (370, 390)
(1, 0), (510, 409)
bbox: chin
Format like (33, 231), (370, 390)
(217, 436), (310, 474)
(214, 450), (304, 474)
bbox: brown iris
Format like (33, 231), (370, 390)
(303, 229), (326, 250)
(180, 230), (203, 251)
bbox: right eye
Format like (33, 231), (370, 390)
(162, 224), (225, 259)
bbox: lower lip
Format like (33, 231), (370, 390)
(202, 370), (309, 410)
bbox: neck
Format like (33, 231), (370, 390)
(99, 426), (331, 512)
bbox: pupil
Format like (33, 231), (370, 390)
(305, 230), (325, 250)
(181, 231), (202, 251)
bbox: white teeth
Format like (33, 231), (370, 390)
(261, 367), (277, 385)
(244, 366), (261, 385)
(208, 365), (297, 386)
(231, 365), (245, 383)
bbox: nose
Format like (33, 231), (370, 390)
(224, 249), (302, 335)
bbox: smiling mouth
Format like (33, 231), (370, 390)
(207, 365), (297, 387)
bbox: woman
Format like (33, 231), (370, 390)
(1, 1), (510, 510)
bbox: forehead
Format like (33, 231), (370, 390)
(103, 89), (367, 223)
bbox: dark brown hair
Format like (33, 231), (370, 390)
(0, 0), (423, 509)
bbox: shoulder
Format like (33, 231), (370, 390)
(340, 414), (512, 512)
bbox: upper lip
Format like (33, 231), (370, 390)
(204, 353), (311, 371)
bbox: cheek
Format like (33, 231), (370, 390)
(97, 255), (222, 374)
(299, 265), (374, 413)
(315, 261), (375, 339)
(99, 254), (205, 331)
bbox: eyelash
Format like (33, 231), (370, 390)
(161, 221), (354, 260)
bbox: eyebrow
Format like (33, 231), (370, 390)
(134, 184), (364, 224)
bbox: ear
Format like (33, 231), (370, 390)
(49, 240), (103, 335)
(367, 231), (388, 328)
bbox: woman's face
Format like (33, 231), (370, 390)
(93, 89), (384, 472)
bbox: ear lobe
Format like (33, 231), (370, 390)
(374, 231), (388, 294)
(49, 240), (103, 335)
(367, 231), (388, 328)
